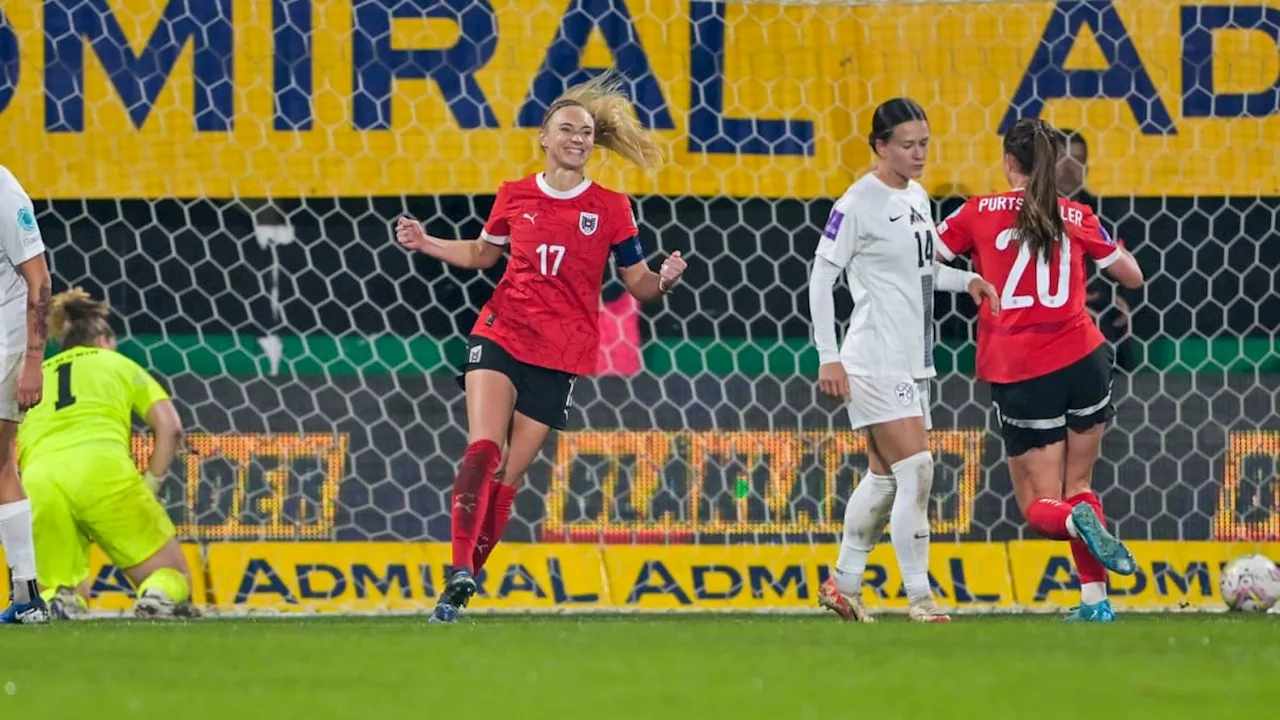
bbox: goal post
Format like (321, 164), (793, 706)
(0, 0), (1277, 614)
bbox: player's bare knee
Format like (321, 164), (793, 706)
(869, 417), (929, 467)
(0, 421), (15, 468)
(0, 440), (20, 501)
(865, 434), (891, 476)
(1063, 428), (1102, 497)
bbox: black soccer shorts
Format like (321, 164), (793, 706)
(989, 343), (1116, 457)
(456, 336), (577, 430)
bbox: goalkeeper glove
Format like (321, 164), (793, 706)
(142, 471), (164, 494)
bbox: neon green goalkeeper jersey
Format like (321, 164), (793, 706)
(17, 346), (170, 471)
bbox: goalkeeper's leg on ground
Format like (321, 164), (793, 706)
(24, 466), (93, 619)
(27, 457), (197, 619)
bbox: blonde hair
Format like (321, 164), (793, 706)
(542, 71), (663, 171)
(50, 287), (114, 348)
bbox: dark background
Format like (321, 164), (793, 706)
(155, 370), (1275, 543)
(31, 195), (1279, 543)
(37, 195), (1280, 347)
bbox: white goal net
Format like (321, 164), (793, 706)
(1, 0), (1277, 614)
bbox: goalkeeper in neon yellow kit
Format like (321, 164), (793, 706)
(16, 288), (195, 619)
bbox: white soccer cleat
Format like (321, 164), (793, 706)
(907, 596), (952, 623)
(819, 576), (874, 622)
(133, 588), (177, 620)
(49, 586), (90, 620)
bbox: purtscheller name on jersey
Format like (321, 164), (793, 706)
(967, 194), (1088, 227)
(815, 173), (938, 380)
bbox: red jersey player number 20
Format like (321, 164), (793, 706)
(473, 174), (639, 376)
(936, 191), (1124, 384)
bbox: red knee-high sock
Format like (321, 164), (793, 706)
(1066, 491), (1108, 586)
(1024, 498), (1074, 540)
(473, 484), (517, 575)
(450, 440), (501, 573)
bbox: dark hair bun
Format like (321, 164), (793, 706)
(869, 98), (928, 150)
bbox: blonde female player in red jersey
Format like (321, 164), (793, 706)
(809, 98), (1001, 624)
(395, 72), (688, 624)
(935, 118), (1145, 622)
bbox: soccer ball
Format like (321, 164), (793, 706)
(1219, 554), (1280, 612)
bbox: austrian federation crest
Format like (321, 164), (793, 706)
(579, 212), (599, 236)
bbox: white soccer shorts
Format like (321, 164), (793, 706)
(0, 352), (26, 422)
(844, 374), (933, 431)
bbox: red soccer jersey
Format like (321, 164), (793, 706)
(471, 173), (640, 376)
(936, 190), (1125, 384)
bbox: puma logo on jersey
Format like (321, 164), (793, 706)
(523, 213), (537, 224)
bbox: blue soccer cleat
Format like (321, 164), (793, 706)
(429, 603), (460, 624)
(428, 569), (477, 624)
(1065, 599), (1117, 623)
(1070, 503), (1137, 576)
(1, 597), (50, 625)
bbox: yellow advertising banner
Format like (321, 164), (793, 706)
(0, 1), (1276, 199)
(203, 542), (607, 612)
(1006, 540), (1280, 610)
(602, 542), (1014, 611)
(0, 543), (205, 611)
(5, 541), (1279, 614)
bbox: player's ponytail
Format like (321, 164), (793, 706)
(543, 71), (664, 171)
(50, 287), (114, 349)
(1004, 118), (1065, 260)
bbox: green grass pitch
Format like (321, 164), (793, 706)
(0, 614), (1275, 718)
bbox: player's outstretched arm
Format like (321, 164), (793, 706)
(618, 250), (686, 302)
(1082, 212), (1143, 290)
(1102, 248), (1143, 289)
(394, 217), (504, 270)
(142, 400), (184, 493)
(932, 257), (1000, 317)
(15, 254), (50, 410)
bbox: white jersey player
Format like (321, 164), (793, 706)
(807, 98), (999, 623)
(0, 165), (51, 624)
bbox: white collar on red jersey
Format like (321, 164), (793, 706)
(536, 172), (592, 200)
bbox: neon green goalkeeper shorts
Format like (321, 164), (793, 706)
(22, 452), (176, 590)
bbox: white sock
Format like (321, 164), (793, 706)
(1080, 581), (1107, 605)
(889, 451), (935, 603)
(0, 499), (37, 603)
(834, 471), (896, 595)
